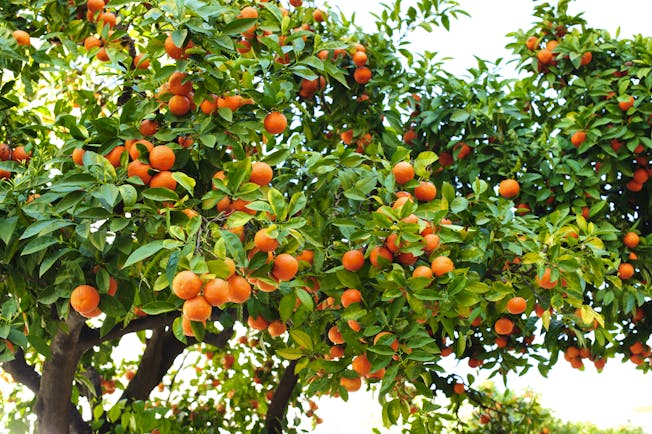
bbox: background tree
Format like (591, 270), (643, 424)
(0, 0), (650, 433)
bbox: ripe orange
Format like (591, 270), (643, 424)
(353, 67), (372, 84)
(342, 250), (364, 271)
(0, 143), (11, 161)
(84, 36), (102, 50)
(149, 146), (175, 171)
(263, 111), (287, 135)
(70, 285), (100, 315)
(453, 383), (465, 394)
(139, 119), (158, 136)
(108, 277), (118, 296)
(98, 11), (116, 28)
(347, 319), (361, 332)
(11, 146), (30, 162)
(296, 249), (314, 264)
(128, 139), (154, 160)
(618, 96), (635, 111)
(172, 270), (203, 300)
(203, 278), (229, 306)
(352, 354), (371, 376)
(247, 315), (269, 331)
(341, 288), (362, 308)
(72, 148), (86, 165)
(254, 228), (279, 252)
(249, 161), (273, 186)
(571, 131), (586, 148)
(352, 51), (367, 67)
(412, 265), (433, 279)
(369, 246), (392, 268)
(200, 96), (218, 114)
(164, 34), (186, 59)
(329, 345), (344, 358)
(168, 95), (191, 116)
(227, 275), (251, 303)
(633, 168), (649, 184)
(414, 181), (436, 201)
(431, 256), (454, 277)
(106, 145), (126, 167)
(535, 267), (557, 289)
(618, 263), (634, 280)
(506, 296), (527, 314)
(87, 0), (106, 12)
(168, 72), (192, 96)
(623, 232), (640, 249)
(340, 376), (362, 392)
(580, 51), (592, 66)
(268, 320), (287, 337)
(328, 325), (345, 344)
(149, 171), (177, 190)
(537, 48), (553, 65)
(13, 30), (30, 46)
(133, 53), (150, 69)
(183, 295), (212, 321)
(499, 179), (520, 198)
(422, 233), (440, 252)
(239, 6), (259, 19)
(494, 318), (514, 335)
(272, 253), (299, 281)
(312, 9), (325, 22)
(373, 332), (399, 351)
(392, 161), (414, 185)
(525, 36), (539, 50)
(127, 160), (152, 184)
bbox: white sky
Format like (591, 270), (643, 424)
(311, 1), (652, 433)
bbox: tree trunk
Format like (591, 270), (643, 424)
(265, 360), (299, 434)
(36, 312), (86, 434)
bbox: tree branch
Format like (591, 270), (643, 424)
(78, 312), (179, 349)
(265, 360), (299, 434)
(1, 348), (40, 393)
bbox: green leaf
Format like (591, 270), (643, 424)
(268, 188), (288, 220)
(450, 109), (470, 122)
(220, 230), (246, 266)
(172, 172), (196, 195)
(121, 241), (165, 269)
(276, 348), (305, 360)
(290, 330), (313, 350)
(141, 301), (177, 315)
(0, 216), (18, 244)
(27, 334), (51, 358)
(222, 18), (258, 35)
(414, 151), (438, 177)
(336, 270), (361, 288)
(40, 248), (74, 277)
(119, 185), (138, 208)
(21, 236), (58, 256)
(143, 188), (179, 202)
(450, 197), (468, 213)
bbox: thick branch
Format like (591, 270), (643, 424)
(265, 360), (299, 434)
(1, 348), (40, 393)
(78, 313), (179, 349)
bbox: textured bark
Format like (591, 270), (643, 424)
(265, 360), (299, 434)
(36, 312), (86, 434)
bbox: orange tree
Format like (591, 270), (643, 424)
(0, 0), (650, 433)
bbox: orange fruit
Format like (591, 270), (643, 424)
(392, 161), (414, 185)
(139, 119), (158, 136)
(494, 318), (514, 335)
(329, 345), (344, 358)
(11, 146), (30, 162)
(341, 289), (362, 308)
(108, 277), (118, 296)
(84, 36), (102, 50)
(0, 143), (11, 161)
(168, 95), (191, 116)
(149, 171), (177, 190)
(127, 160), (152, 184)
(499, 179), (520, 198)
(633, 168), (649, 184)
(618, 263), (634, 280)
(623, 232), (640, 249)
(328, 325), (345, 344)
(164, 34), (186, 59)
(149, 146), (175, 171)
(200, 96), (218, 114)
(296, 249), (314, 264)
(12, 30), (30, 46)
(353, 67), (372, 84)
(412, 265), (433, 279)
(183, 295), (212, 321)
(506, 296), (527, 314)
(203, 278), (229, 306)
(580, 51), (592, 66)
(70, 285), (100, 315)
(537, 48), (553, 65)
(128, 139), (154, 160)
(373, 332), (399, 351)
(369, 246), (392, 268)
(422, 234), (440, 252)
(72, 148), (86, 165)
(87, 0), (106, 12)
(347, 319), (361, 332)
(172, 270), (203, 300)
(106, 145), (126, 167)
(352, 51), (367, 67)
(618, 96), (635, 111)
(267, 320), (287, 337)
(414, 181), (436, 201)
(1, 168), (13, 178)
(571, 131), (586, 148)
(535, 267), (558, 289)
(312, 9), (325, 22)
(272, 253), (299, 281)
(385, 233), (401, 253)
(352, 354), (371, 376)
(431, 256), (454, 277)
(525, 36), (539, 50)
(239, 6), (259, 19)
(453, 383), (465, 394)
(168, 72), (192, 96)
(95, 47), (110, 62)
(340, 376), (362, 392)
(263, 111), (287, 135)
(227, 275), (251, 303)
(342, 250), (364, 271)
(133, 53), (150, 69)
(247, 315), (269, 331)
(98, 11), (116, 28)
(249, 161), (273, 186)
(254, 228), (278, 252)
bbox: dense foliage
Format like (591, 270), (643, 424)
(0, 0), (650, 432)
